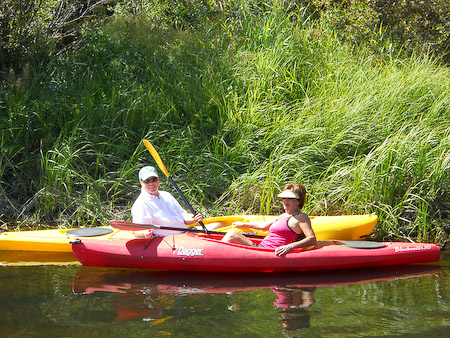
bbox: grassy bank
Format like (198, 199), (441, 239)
(1, 3), (449, 243)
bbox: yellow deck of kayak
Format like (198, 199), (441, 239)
(0, 214), (377, 253)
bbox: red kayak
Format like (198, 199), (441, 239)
(71, 233), (441, 272)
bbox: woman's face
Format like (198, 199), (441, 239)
(141, 177), (159, 196)
(282, 197), (301, 214)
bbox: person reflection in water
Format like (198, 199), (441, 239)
(272, 286), (316, 334)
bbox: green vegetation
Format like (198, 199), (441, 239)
(1, 1), (449, 243)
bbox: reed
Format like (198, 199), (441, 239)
(213, 14), (450, 242)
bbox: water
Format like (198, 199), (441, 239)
(1, 250), (449, 338)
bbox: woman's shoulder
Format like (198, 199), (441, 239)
(291, 212), (310, 224)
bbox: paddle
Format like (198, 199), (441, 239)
(110, 220), (265, 238)
(142, 139), (209, 233)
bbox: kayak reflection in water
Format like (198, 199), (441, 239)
(222, 183), (317, 256)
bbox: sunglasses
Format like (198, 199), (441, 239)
(142, 177), (158, 183)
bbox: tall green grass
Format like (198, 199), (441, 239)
(207, 11), (450, 242)
(0, 3), (449, 242)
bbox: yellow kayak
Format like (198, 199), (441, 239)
(0, 214), (377, 253)
(212, 214), (378, 240)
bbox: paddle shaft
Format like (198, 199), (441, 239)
(167, 176), (207, 230)
(110, 221), (265, 238)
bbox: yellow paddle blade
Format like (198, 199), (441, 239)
(143, 140), (170, 177)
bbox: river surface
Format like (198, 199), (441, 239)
(1, 249), (449, 337)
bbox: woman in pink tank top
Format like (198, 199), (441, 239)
(221, 183), (317, 256)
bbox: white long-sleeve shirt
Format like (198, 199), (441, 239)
(131, 188), (188, 236)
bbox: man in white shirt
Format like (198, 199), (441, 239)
(131, 166), (204, 237)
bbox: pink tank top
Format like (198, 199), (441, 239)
(260, 216), (300, 249)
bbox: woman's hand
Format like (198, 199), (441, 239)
(275, 244), (294, 256)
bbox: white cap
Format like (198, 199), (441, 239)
(139, 166), (158, 180)
(277, 189), (300, 199)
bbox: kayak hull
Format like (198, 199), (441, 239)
(71, 234), (440, 272)
(0, 214), (377, 253)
